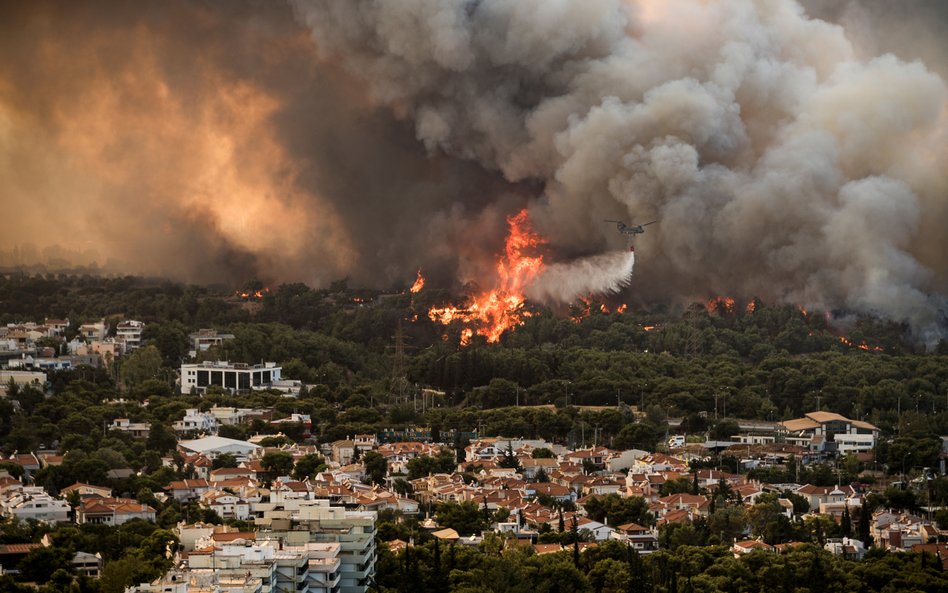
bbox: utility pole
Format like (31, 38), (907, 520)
(714, 393), (719, 421)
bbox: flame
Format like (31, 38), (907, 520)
(571, 297), (593, 323)
(428, 209), (544, 343)
(706, 296), (735, 314)
(572, 297), (628, 322)
(838, 336), (884, 352)
(235, 287), (268, 300)
(410, 269), (425, 293)
(745, 301), (756, 314)
(643, 325), (658, 332)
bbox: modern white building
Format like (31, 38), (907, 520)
(0, 487), (70, 523)
(116, 320), (145, 351)
(180, 361), (282, 394)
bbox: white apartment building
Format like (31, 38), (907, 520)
(116, 320), (145, 351)
(180, 361), (282, 395)
(255, 499), (376, 593)
(181, 539), (341, 593)
(0, 487), (70, 523)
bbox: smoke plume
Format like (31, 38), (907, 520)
(292, 0), (948, 343)
(1, 1), (946, 343)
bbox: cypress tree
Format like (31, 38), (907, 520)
(841, 506), (852, 538)
(859, 502), (872, 547)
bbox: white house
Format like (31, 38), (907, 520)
(173, 409), (219, 434)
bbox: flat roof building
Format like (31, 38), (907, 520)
(181, 361), (281, 395)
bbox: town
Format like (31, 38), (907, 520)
(0, 279), (947, 593)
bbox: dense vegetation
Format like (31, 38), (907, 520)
(3, 273), (948, 592)
(370, 538), (948, 593)
(2, 273), (947, 448)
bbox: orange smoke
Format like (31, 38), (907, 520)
(410, 269), (425, 293)
(429, 209), (544, 344)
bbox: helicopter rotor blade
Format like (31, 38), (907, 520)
(641, 220), (658, 226)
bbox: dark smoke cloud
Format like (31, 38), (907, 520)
(292, 0), (948, 344)
(1, 1), (946, 344)
(0, 0), (520, 287)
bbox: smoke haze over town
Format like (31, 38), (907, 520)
(1, 0), (946, 342)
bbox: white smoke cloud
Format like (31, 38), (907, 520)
(292, 0), (948, 344)
(526, 250), (635, 304)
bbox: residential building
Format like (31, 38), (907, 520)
(115, 320), (145, 351)
(60, 482), (113, 499)
(109, 418), (151, 439)
(255, 499), (376, 593)
(78, 320), (107, 342)
(72, 551), (103, 578)
(77, 498), (156, 525)
(188, 329), (236, 357)
(778, 411), (879, 454)
(173, 408), (220, 435)
(180, 361), (282, 395)
(0, 487), (70, 523)
(612, 523), (659, 552)
(824, 537), (866, 560)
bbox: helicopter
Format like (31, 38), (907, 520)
(604, 219), (658, 237)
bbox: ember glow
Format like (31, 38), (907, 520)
(428, 209), (544, 344)
(410, 270), (425, 294)
(838, 336), (884, 352)
(572, 298), (629, 322)
(706, 297), (736, 315)
(236, 288), (269, 300)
